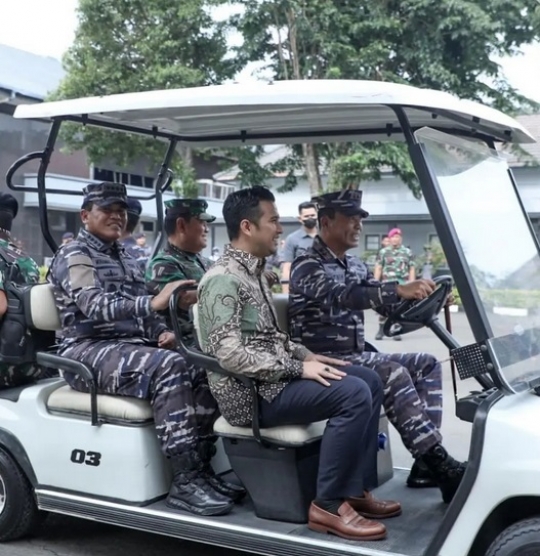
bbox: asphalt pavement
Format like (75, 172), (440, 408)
(0, 310), (478, 556)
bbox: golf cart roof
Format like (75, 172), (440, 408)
(13, 79), (535, 146)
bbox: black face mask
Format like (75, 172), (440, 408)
(303, 218), (317, 229)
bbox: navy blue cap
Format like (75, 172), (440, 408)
(82, 182), (128, 209)
(312, 190), (369, 218)
(126, 197), (143, 216)
(0, 193), (18, 218)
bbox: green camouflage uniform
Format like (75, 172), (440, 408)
(376, 245), (415, 284)
(0, 238), (41, 388)
(145, 198), (216, 346)
(146, 243), (213, 344)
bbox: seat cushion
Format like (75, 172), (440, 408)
(28, 283), (61, 331)
(47, 385), (153, 424)
(214, 415), (326, 446)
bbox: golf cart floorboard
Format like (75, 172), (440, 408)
(36, 470), (445, 556)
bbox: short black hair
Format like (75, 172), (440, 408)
(223, 186), (275, 241)
(298, 201), (316, 214)
(163, 213), (191, 237)
(317, 207), (336, 227)
(125, 212), (140, 234)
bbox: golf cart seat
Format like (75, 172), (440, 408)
(28, 283), (154, 425)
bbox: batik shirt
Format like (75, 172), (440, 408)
(289, 236), (399, 354)
(197, 245), (311, 426)
(146, 242), (212, 344)
(376, 245), (415, 284)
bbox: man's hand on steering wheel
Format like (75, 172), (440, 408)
(396, 279), (436, 300)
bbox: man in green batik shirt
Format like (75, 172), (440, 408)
(0, 193), (42, 388)
(146, 199), (216, 345)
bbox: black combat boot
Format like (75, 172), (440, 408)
(375, 324), (384, 341)
(167, 452), (234, 516)
(420, 444), (466, 504)
(406, 459), (437, 488)
(198, 441), (247, 503)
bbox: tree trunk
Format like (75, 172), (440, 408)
(287, 6), (323, 196)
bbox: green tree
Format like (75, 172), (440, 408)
(53, 0), (239, 196)
(223, 0), (540, 196)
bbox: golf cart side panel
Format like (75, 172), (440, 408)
(4, 381), (171, 503)
(439, 391), (540, 555)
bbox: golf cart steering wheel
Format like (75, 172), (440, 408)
(383, 275), (453, 338)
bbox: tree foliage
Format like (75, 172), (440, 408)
(222, 0), (540, 196)
(53, 0), (238, 196)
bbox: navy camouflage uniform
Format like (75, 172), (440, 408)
(48, 183), (219, 458)
(145, 199), (215, 344)
(288, 190), (443, 459)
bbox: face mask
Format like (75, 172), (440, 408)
(303, 218), (317, 229)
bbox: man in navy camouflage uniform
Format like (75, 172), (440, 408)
(288, 190), (466, 504)
(119, 197), (149, 271)
(145, 199), (215, 345)
(48, 182), (240, 517)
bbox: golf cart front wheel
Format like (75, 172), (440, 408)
(486, 517), (540, 556)
(0, 446), (44, 541)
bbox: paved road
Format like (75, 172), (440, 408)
(0, 311), (479, 556)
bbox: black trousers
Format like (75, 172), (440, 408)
(259, 365), (383, 500)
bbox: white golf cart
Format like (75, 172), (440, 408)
(1, 80), (539, 556)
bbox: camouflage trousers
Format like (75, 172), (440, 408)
(323, 350), (443, 458)
(0, 363), (42, 389)
(60, 340), (219, 458)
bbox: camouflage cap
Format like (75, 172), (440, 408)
(82, 182), (128, 209)
(312, 190), (369, 218)
(164, 198), (216, 222)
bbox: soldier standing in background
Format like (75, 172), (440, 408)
(288, 190), (465, 504)
(373, 228), (416, 341)
(48, 182), (236, 517)
(0, 193), (42, 388)
(119, 197), (149, 271)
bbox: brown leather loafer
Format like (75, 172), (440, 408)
(308, 501), (387, 541)
(347, 491), (402, 519)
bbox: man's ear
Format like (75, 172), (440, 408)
(239, 218), (253, 237)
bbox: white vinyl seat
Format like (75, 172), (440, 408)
(213, 416), (326, 446)
(47, 385), (153, 424)
(29, 283), (153, 425)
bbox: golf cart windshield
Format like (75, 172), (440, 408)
(417, 128), (540, 393)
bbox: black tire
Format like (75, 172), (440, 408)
(486, 518), (540, 556)
(0, 446), (44, 541)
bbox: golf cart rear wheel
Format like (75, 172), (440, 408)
(0, 446), (43, 541)
(486, 517), (540, 556)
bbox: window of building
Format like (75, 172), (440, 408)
(93, 167), (155, 189)
(196, 180), (236, 201)
(365, 234), (380, 251)
(141, 221), (155, 232)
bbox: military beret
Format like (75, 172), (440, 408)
(312, 189), (369, 218)
(126, 197), (143, 216)
(388, 227), (402, 238)
(164, 198), (216, 223)
(0, 192), (19, 218)
(82, 182), (128, 209)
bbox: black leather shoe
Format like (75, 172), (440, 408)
(406, 460), (437, 488)
(167, 453), (234, 516)
(420, 444), (467, 504)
